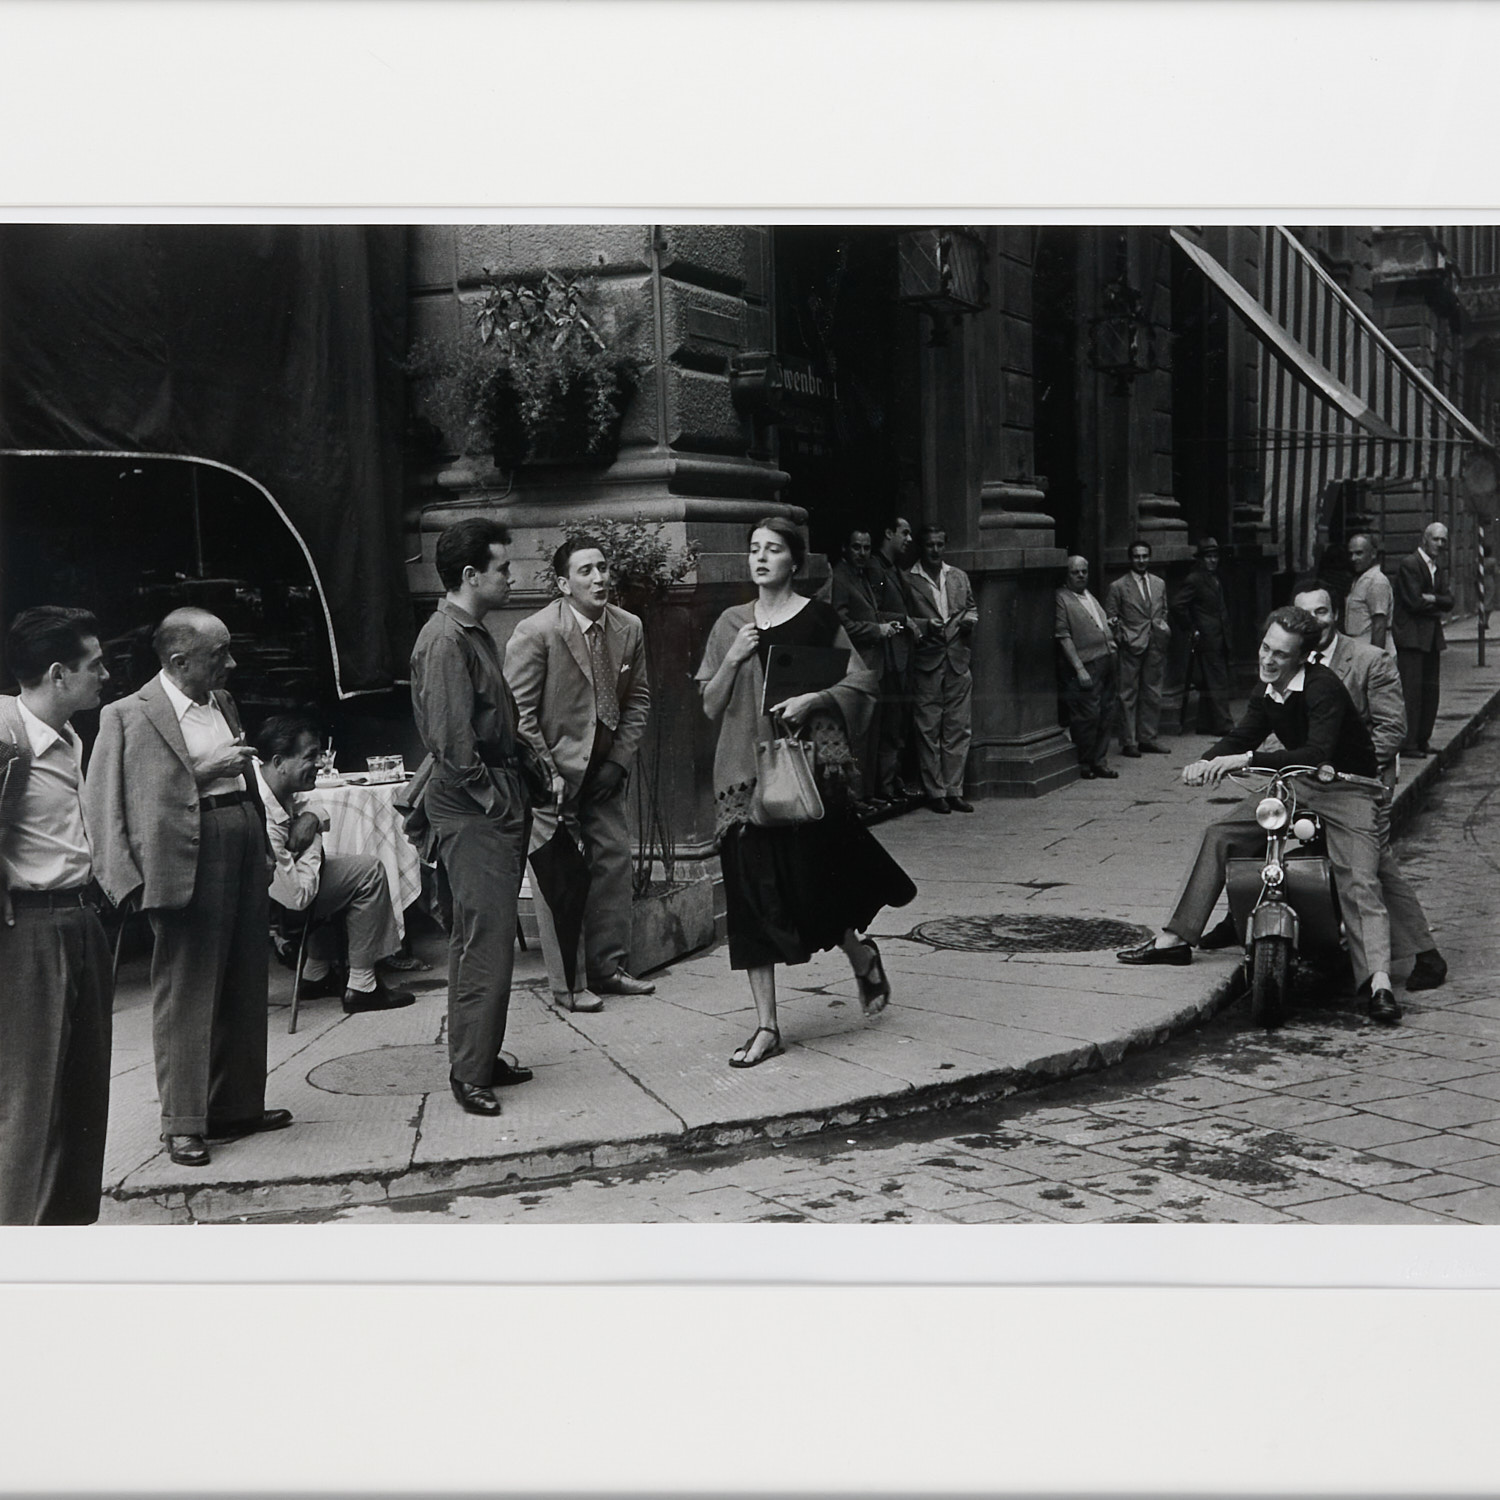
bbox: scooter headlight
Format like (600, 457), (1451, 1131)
(1256, 796), (1289, 831)
(1292, 816), (1318, 841)
(1262, 861), (1285, 886)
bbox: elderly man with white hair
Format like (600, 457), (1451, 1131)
(1391, 521), (1452, 757)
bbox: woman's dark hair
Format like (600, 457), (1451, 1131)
(252, 713), (321, 763)
(434, 517), (513, 591)
(1264, 604), (1321, 658)
(7, 606), (99, 688)
(746, 516), (806, 571)
(552, 534), (609, 578)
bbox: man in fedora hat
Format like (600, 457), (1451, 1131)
(1171, 536), (1236, 735)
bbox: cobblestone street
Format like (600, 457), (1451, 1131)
(264, 717), (1500, 1226)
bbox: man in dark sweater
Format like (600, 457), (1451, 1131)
(1116, 605), (1399, 1024)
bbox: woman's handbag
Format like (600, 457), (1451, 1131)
(749, 728), (825, 827)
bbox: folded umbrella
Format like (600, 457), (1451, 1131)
(527, 822), (592, 994)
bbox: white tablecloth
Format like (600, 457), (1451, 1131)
(304, 778), (423, 942)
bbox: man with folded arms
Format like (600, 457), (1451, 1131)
(505, 536), (652, 1011)
(252, 714), (415, 1016)
(87, 607), (291, 1167)
(0, 607), (114, 1223)
(1116, 605), (1400, 1025)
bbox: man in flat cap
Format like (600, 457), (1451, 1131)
(1171, 536), (1236, 735)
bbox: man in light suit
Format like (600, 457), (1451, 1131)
(1104, 538), (1172, 757)
(86, 608), (290, 1169)
(1055, 555), (1119, 779)
(1391, 521), (1452, 757)
(1292, 584), (1446, 993)
(504, 537), (652, 1011)
(906, 524), (978, 814)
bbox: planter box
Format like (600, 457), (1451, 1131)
(629, 877), (717, 975)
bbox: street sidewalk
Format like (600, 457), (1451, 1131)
(99, 620), (1500, 1222)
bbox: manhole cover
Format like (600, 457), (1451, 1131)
(910, 914), (1152, 953)
(307, 1044), (450, 1096)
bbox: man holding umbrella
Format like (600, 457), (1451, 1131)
(505, 536), (653, 1011)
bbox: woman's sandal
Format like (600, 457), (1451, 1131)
(855, 938), (892, 1016)
(729, 1025), (784, 1069)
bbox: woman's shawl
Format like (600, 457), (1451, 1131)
(693, 601), (877, 831)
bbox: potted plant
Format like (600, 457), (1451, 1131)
(409, 270), (640, 470)
(537, 516), (714, 972)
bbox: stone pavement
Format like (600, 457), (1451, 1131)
(98, 619), (1500, 1223)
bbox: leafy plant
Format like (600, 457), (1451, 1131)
(408, 271), (640, 470)
(539, 516), (700, 897)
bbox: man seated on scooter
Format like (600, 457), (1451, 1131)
(1116, 604), (1400, 1025)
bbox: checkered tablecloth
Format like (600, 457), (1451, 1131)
(307, 778), (423, 942)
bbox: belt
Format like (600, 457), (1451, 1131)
(9, 884), (98, 910)
(201, 789), (253, 810)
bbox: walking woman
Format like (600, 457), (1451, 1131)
(695, 517), (917, 1068)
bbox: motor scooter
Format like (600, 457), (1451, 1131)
(1221, 764), (1385, 1028)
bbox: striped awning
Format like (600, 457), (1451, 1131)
(1172, 226), (1494, 573)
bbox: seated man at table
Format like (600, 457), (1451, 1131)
(251, 715), (415, 1014)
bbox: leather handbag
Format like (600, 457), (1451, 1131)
(750, 729), (825, 827)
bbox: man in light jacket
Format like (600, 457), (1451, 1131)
(504, 536), (652, 1011)
(906, 524), (978, 813)
(1055, 555), (1119, 779)
(1104, 538), (1172, 757)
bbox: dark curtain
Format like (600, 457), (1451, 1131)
(0, 224), (411, 695)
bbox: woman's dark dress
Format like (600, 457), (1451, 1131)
(720, 599), (916, 971)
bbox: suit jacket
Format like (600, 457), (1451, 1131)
(1316, 632), (1406, 772)
(503, 598), (651, 790)
(85, 676), (268, 911)
(819, 559), (886, 671)
(1391, 549), (1452, 654)
(1104, 570), (1170, 654)
(906, 562), (978, 673)
(1170, 564), (1233, 657)
(867, 553), (917, 675)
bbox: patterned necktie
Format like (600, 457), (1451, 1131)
(588, 623), (620, 732)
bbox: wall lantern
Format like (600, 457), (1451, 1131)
(897, 228), (989, 343)
(1089, 234), (1162, 394)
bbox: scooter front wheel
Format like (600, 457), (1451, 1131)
(1248, 935), (1293, 1029)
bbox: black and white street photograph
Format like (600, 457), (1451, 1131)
(4, 218), (1498, 1230)
(7, 3), (1500, 1495)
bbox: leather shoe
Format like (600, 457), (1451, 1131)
(343, 979), (416, 1014)
(591, 970), (655, 996)
(295, 968), (347, 1000)
(926, 797), (952, 814)
(1403, 744), (1428, 758)
(555, 990), (604, 1012)
(1407, 949), (1448, 991)
(450, 1075), (500, 1115)
(1121, 745), (1142, 758)
(164, 1133), (210, 1166)
(1197, 914), (1241, 950)
(947, 796), (975, 813)
(1116, 937), (1192, 966)
(1368, 986), (1402, 1025)
(1078, 766), (1097, 780)
(490, 1053), (534, 1087)
(1139, 742), (1171, 754)
(207, 1109), (294, 1140)
(1093, 766), (1120, 779)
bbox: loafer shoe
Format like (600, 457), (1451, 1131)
(926, 797), (952, 814)
(1197, 914), (1241, 950)
(590, 970), (656, 996)
(555, 990), (604, 1013)
(1139, 742), (1171, 754)
(450, 1075), (500, 1116)
(295, 969), (347, 1000)
(1093, 766), (1120, 779)
(1120, 745), (1142, 758)
(343, 980), (416, 1014)
(1116, 938), (1191, 966)
(1368, 986), (1402, 1025)
(1078, 766), (1097, 780)
(947, 796), (975, 813)
(164, 1133), (210, 1167)
(207, 1109), (294, 1140)
(1407, 949), (1447, 991)
(490, 1054), (535, 1087)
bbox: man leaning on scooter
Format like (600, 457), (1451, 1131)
(1115, 604), (1401, 1025)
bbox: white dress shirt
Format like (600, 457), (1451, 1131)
(0, 700), (93, 891)
(910, 561), (953, 623)
(158, 671), (243, 796)
(1265, 667), (1306, 705)
(254, 762), (323, 912)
